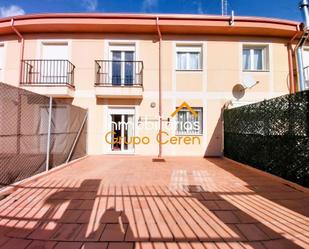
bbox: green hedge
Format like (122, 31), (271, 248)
(224, 91), (309, 187)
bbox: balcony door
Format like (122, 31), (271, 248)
(41, 42), (69, 84)
(109, 44), (135, 86)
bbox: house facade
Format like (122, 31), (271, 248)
(0, 13), (303, 156)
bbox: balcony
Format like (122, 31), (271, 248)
(20, 60), (75, 98)
(94, 60), (143, 99)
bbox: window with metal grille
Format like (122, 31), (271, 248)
(176, 107), (203, 135)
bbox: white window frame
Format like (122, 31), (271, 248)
(176, 107), (203, 135)
(39, 40), (70, 60)
(242, 45), (269, 72)
(176, 45), (202, 71)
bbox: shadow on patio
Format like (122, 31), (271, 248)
(0, 157), (308, 249)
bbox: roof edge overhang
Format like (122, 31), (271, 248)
(0, 13), (302, 38)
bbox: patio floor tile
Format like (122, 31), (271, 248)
(1, 238), (32, 249)
(0, 156), (307, 249)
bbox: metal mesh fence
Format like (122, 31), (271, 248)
(224, 90), (309, 187)
(0, 83), (87, 187)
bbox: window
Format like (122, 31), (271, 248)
(109, 44), (136, 85)
(176, 107), (203, 135)
(40, 42), (69, 83)
(41, 42), (68, 60)
(176, 45), (202, 70)
(242, 45), (268, 71)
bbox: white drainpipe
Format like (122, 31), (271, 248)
(297, 0), (309, 91)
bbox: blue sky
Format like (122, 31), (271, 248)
(0, 0), (303, 22)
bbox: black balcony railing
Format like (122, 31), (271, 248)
(95, 60), (143, 86)
(21, 60), (75, 87)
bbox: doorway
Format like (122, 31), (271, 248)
(108, 108), (135, 154)
(109, 44), (136, 86)
(111, 51), (134, 85)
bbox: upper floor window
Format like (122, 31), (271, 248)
(242, 45), (269, 71)
(41, 42), (69, 60)
(40, 42), (70, 84)
(176, 45), (202, 71)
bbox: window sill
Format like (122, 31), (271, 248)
(176, 69), (203, 72)
(175, 133), (203, 136)
(243, 70), (270, 73)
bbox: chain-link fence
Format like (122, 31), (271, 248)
(0, 83), (87, 187)
(224, 91), (309, 187)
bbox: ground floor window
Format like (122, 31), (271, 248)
(176, 107), (203, 135)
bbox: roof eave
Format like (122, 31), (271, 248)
(0, 13), (301, 38)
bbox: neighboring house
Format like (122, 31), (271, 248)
(0, 13), (304, 156)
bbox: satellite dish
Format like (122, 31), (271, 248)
(242, 75), (258, 89)
(232, 84), (245, 99)
(232, 75), (259, 100)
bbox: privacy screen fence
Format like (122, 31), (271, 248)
(224, 90), (309, 187)
(0, 83), (87, 188)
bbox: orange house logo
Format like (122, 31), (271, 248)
(170, 101), (198, 118)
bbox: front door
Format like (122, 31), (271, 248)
(108, 108), (135, 153)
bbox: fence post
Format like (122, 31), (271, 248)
(221, 108), (225, 156)
(46, 96), (53, 171)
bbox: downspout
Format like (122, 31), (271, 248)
(11, 18), (24, 84)
(295, 37), (308, 92)
(156, 17), (163, 158)
(296, 0), (309, 91)
(288, 31), (300, 93)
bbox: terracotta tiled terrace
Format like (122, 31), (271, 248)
(0, 156), (308, 249)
